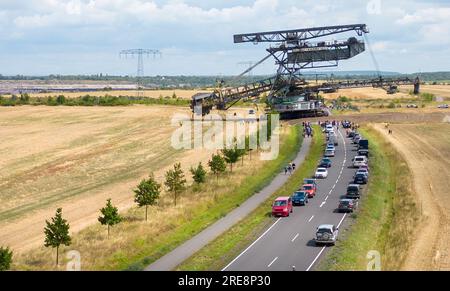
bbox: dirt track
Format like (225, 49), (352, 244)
(373, 123), (450, 270)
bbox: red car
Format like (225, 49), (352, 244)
(272, 197), (293, 217)
(302, 184), (317, 198)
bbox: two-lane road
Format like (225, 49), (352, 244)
(224, 128), (357, 271)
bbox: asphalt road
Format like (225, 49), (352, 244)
(146, 133), (312, 271)
(223, 127), (359, 271)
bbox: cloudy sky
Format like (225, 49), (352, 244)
(0, 0), (449, 76)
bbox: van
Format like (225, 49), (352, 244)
(272, 197), (293, 217)
(353, 156), (368, 168)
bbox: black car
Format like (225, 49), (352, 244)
(319, 158), (332, 168)
(354, 173), (368, 185)
(346, 184), (361, 199)
(292, 191), (309, 206)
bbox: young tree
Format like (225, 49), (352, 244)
(190, 163), (207, 184)
(134, 175), (161, 221)
(0, 246), (13, 271)
(165, 163), (187, 206)
(208, 154), (227, 180)
(44, 208), (71, 266)
(98, 199), (122, 238)
(221, 147), (241, 172)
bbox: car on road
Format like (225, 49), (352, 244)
(346, 184), (361, 199)
(438, 104), (449, 109)
(302, 184), (317, 198)
(292, 191), (309, 206)
(319, 158), (332, 168)
(326, 144), (335, 150)
(338, 199), (357, 213)
(272, 197), (293, 217)
(348, 131), (357, 138)
(359, 164), (370, 172)
(315, 224), (339, 246)
(342, 121), (352, 129)
(315, 168), (329, 179)
(353, 134), (362, 144)
(357, 168), (370, 178)
(325, 124), (334, 133)
(406, 104), (418, 109)
(353, 156), (368, 168)
(324, 149), (336, 157)
(304, 179), (318, 191)
(354, 173), (368, 185)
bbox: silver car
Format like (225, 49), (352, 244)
(315, 224), (339, 246)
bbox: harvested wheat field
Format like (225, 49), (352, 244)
(401, 84), (450, 100)
(28, 89), (204, 100)
(0, 105), (217, 253)
(323, 87), (412, 100)
(372, 123), (450, 270)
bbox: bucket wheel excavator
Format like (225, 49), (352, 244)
(191, 24), (420, 119)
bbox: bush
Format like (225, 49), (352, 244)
(387, 102), (396, 109)
(0, 246), (13, 271)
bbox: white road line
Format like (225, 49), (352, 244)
(325, 196), (329, 201)
(306, 128), (349, 273)
(267, 257), (278, 268)
(222, 218), (282, 271)
(306, 247), (326, 272)
(291, 233), (300, 242)
(337, 213), (347, 228)
(320, 202), (326, 208)
(308, 215), (315, 222)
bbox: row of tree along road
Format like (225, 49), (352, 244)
(0, 141), (250, 270)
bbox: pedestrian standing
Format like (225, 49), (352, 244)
(292, 163), (296, 171)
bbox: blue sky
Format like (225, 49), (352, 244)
(0, 0), (449, 76)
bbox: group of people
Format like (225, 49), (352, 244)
(302, 122), (314, 138)
(284, 162), (297, 175)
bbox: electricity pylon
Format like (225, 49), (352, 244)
(120, 49), (161, 97)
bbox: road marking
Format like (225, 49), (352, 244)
(291, 233), (300, 242)
(337, 213), (347, 228)
(320, 202), (326, 208)
(306, 129), (349, 272)
(308, 215), (315, 222)
(306, 247), (326, 272)
(222, 218), (282, 271)
(325, 196), (329, 201)
(267, 257), (278, 268)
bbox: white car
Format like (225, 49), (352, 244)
(438, 104), (449, 109)
(353, 156), (368, 168)
(315, 224), (339, 246)
(324, 149), (335, 157)
(315, 168), (329, 179)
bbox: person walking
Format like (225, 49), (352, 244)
(292, 163), (296, 171)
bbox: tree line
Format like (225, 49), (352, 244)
(0, 142), (253, 270)
(0, 94), (190, 107)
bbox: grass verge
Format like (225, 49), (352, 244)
(176, 126), (324, 271)
(318, 125), (419, 271)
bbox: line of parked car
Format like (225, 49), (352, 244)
(270, 122), (371, 247)
(314, 123), (370, 246)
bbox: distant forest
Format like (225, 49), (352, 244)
(1, 71), (449, 89)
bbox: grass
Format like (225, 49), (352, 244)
(176, 126), (324, 271)
(318, 126), (419, 271)
(13, 124), (302, 271)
